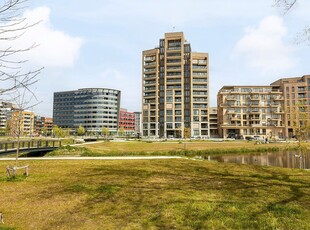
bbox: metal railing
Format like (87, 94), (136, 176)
(0, 139), (62, 153)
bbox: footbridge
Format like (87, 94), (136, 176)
(0, 139), (62, 156)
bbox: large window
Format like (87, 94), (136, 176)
(166, 110), (173, 115)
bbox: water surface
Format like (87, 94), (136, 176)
(207, 151), (310, 169)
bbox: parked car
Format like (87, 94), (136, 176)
(253, 136), (264, 141)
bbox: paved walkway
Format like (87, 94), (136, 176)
(0, 156), (182, 161)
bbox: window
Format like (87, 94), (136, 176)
(193, 116), (199, 121)
(160, 39), (164, 47)
(175, 110), (182, 115)
(175, 104), (181, 108)
(175, 117), (181, 122)
(166, 97), (173, 102)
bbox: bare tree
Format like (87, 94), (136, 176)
(0, 0), (43, 177)
(274, 0), (297, 14)
(0, 0), (43, 96)
(274, 0), (310, 44)
(6, 86), (40, 177)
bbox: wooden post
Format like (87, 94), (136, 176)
(13, 167), (17, 177)
(25, 166), (29, 176)
(6, 166), (10, 177)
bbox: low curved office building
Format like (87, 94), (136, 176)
(53, 88), (121, 133)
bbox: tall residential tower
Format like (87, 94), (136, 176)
(142, 32), (209, 138)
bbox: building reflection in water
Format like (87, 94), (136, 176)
(208, 151), (310, 169)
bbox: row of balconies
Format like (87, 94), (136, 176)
(222, 102), (282, 107)
(221, 123), (284, 127)
(227, 117), (281, 121)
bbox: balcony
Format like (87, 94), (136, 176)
(272, 96), (284, 100)
(166, 72), (181, 77)
(144, 87), (156, 91)
(144, 81), (156, 85)
(167, 47), (181, 52)
(231, 116), (241, 121)
(144, 62), (156, 67)
(166, 66), (181, 71)
(226, 110), (237, 114)
(250, 117), (260, 120)
(249, 110), (260, 114)
(226, 96), (237, 101)
(249, 103), (260, 107)
(222, 123), (242, 127)
(166, 59), (181, 64)
(144, 68), (156, 74)
(144, 56), (156, 62)
(144, 93), (156, 97)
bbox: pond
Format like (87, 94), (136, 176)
(206, 151), (310, 169)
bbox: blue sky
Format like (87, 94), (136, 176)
(10, 0), (310, 117)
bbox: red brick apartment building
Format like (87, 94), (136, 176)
(119, 108), (135, 133)
(43, 117), (53, 135)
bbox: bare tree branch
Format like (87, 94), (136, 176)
(274, 0), (297, 14)
(295, 26), (310, 45)
(0, 0), (42, 97)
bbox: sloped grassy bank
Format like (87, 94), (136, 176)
(46, 144), (299, 157)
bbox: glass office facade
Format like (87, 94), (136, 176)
(53, 88), (121, 133)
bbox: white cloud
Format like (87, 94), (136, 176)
(233, 15), (296, 74)
(4, 7), (84, 68)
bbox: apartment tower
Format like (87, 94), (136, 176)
(142, 32), (209, 138)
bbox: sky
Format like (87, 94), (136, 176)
(3, 0), (310, 117)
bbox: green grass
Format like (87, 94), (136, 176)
(0, 159), (309, 229)
(46, 140), (304, 157)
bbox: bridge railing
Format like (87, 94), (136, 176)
(0, 139), (62, 152)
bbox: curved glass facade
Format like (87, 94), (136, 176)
(53, 88), (121, 132)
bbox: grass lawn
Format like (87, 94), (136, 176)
(0, 159), (309, 229)
(48, 140), (306, 157)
